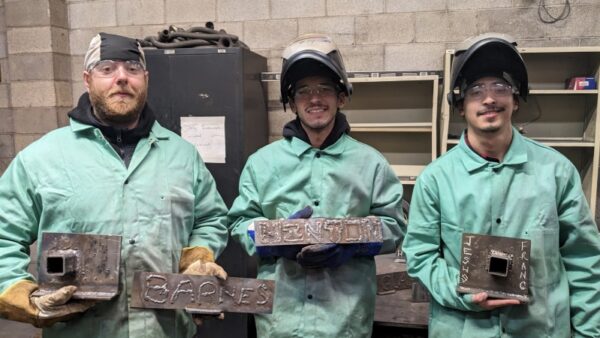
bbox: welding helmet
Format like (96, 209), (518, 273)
(280, 34), (352, 110)
(447, 33), (528, 107)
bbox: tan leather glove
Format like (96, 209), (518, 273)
(179, 246), (227, 325)
(0, 280), (95, 328)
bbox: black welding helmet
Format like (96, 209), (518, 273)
(280, 34), (352, 110)
(448, 33), (528, 107)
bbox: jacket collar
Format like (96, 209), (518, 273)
(458, 126), (528, 173)
(282, 112), (351, 150)
(289, 133), (347, 157)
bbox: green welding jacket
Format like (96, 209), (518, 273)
(228, 134), (406, 338)
(403, 128), (600, 338)
(0, 119), (229, 338)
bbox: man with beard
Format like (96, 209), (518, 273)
(228, 34), (406, 337)
(403, 33), (600, 337)
(0, 33), (229, 337)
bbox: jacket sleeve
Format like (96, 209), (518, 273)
(557, 164), (600, 338)
(402, 173), (481, 312)
(187, 152), (229, 258)
(227, 158), (266, 256)
(370, 161), (406, 254)
(0, 155), (39, 293)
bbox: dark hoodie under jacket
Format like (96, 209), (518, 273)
(282, 112), (351, 149)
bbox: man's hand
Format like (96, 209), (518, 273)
(0, 280), (95, 327)
(470, 292), (521, 310)
(296, 243), (359, 269)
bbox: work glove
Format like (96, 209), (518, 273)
(179, 246), (227, 325)
(296, 237), (383, 269)
(0, 280), (96, 328)
(248, 206), (313, 260)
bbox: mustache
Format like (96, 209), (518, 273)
(108, 87), (136, 97)
(477, 107), (504, 115)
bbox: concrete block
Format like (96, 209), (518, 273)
(476, 7), (544, 40)
(543, 5), (600, 37)
(54, 81), (72, 107)
(57, 106), (70, 127)
(386, 0), (446, 12)
(298, 16), (354, 45)
(244, 19), (298, 50)
(416, 10), (478, 43)
(513, 0), (597, 6)
(51, 27), (70, 55)
(0, 84), (8, 108)
(0, 33), (6, 59)
(385, 43), (446, 71)
(165, 0), (216, 24)
(265, 79), (280, 103)
(0, 107), (12, 131)
(0, 133), (14, 157)
(272, 0), (325, 19)
(0, 158), (14, 175)
(580, 37), (600, 46)
(116, 0), (164, 26)
(14, 133), (43, 152)
(448, 0), (512, 10)
(68, 1), (116, 29)
(53, 53), (72, 81)
(217, 0), (269, 22)
(8, 53), (54, 81)
(0, 59), (8, 83)
(327, 0), (384, 15)
(356, 13), (414, 44)
(7, 27), (53, 54)
(13, 107), (59, 133)
(339, 45), (384, 71)
(268, 107), (295, 136)
(11, 81), (57, 108)
(0, 6), (6, 32)
(49, 0), (69, 29)
(71, 80), (85, 107)
(5, 0), (50, 27)
(70, 55), (84, 81)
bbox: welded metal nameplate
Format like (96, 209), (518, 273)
(377, 271), (413, 295)
(255, 216), (383, 246)
(33, 232), (121, 300)
(131, 272), (275, 314)
(456, 233), (531, 302)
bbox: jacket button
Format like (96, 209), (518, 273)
(316, 152), (321, 158)
(313, 200), (320, 206)
(129, 238), (136, 245)
(496, 218), (501, 224)
(124, 179), (129, 185)
(307, 294), (313, 299)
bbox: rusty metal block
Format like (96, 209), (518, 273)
(254, 216), (382, 247)
(131, 272), (275, 314)
(456, 233), (531, 302)
(33, 233), (121, 300)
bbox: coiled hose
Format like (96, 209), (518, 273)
(140, 22), (248, 49)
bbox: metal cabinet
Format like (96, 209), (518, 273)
(144, 46), (268, 338)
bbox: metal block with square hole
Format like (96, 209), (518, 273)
(254, 216), (383, 246)
(456, 233), (531, 302)
(32, 233), (122, 300)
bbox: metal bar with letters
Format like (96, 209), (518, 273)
(131, 272), (275, 314)
(254, 216), (383, 247)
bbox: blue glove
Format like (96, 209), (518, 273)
(248, 206), (313, 259)
(296, 241), (383, 269)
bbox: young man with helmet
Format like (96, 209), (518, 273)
(403, 33), (600, 337)
(228, 34), (406, 337)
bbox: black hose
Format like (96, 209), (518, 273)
(141, 23), (248, 49)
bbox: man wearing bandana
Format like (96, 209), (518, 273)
(0, 33), (229, 337)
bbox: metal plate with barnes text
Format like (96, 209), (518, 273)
(33, 232), (121, 300)
(456, 233), (531, 302)
(131, 272), (275, 314)
(254, 216), (383, 246)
